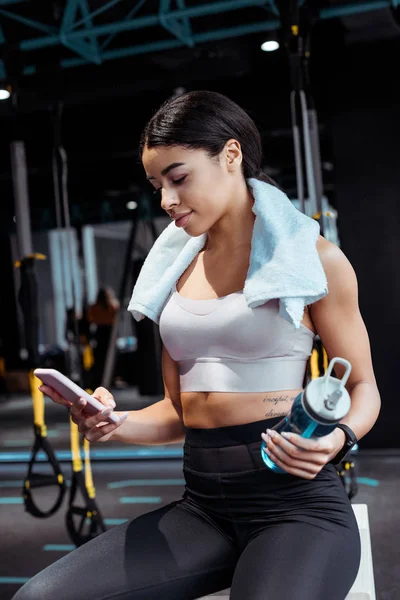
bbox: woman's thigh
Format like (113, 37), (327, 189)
(12, 501), (237, 600)
(230, 518), (361, 600)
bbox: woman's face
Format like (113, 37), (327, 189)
(142, 142), (242, 237)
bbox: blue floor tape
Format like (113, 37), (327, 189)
(120, 496), (162, 504)
(108, 478), (185, 488)
(0, 481), (24, 488)
(0, 497), (23, 504)
(43, 544), (75, 552)
(104, 518), (129, 525)
(356, 477), (380, 487)
(2, 440), (32, 447)
(0, 577), (30, 584)
(0, 447), (183, 462)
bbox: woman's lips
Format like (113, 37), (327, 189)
(175, 212), (193, 227)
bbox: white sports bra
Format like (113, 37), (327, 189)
(159, 282), (316, 393)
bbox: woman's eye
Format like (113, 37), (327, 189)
(173, 176), (187, 185)
(152, 176), (186, 195)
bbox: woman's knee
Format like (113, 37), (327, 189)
(12, 571), (54, 600)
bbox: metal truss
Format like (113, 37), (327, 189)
(0, 0), (397, 80)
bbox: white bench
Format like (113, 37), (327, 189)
(198, 504), (376, 600)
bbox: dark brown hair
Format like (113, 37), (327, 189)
(140, 90), (278, 187)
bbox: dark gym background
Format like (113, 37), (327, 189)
(0, 2), (399, 599)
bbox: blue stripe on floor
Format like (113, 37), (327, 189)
(104, 518), (129, 525)
(0, 480), (23, 488)
(119, 497), (162, 504)
(108, 479), (185, 489)
(2, 440), (32, 447)
(356, 477), (380, 487)
(0, 480), (71, 488)
(0, 447), (183, 462)
(43, 544), (76, 552)
(0, 497), (23, 504)
(0, 577), (30, 584)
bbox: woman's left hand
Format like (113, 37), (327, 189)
(261, 427), (346, 480)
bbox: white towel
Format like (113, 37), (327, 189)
(128, 178), (328, 329)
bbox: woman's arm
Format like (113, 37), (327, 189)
(310, 237), (381, 441)
(262, 237), (381, 479)
(111, 343), (185, 445)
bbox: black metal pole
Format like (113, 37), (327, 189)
(101, 211), (140, 389)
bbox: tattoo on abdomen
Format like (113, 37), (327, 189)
(263, 394), (295, 418)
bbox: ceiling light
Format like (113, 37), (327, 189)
(0, 88), (11, 100)
(261, 40), (279, 52)
(126, 201), (137, 210)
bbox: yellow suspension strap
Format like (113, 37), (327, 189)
(82, 341), (94, 373)
(337, 458), (359, 500)
(17, 255), (66, 518)
(312, 211), (335, 221)
(310, 337), (329, 380)
(65, 387), (106, 547)
(22, 371), (66, 518)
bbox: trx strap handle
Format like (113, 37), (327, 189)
(17, 256), (65, 517)
(310, 339), (328, 380)
(338, 457), (359, 500)
(22, 371), (66, 518)
(65, 416), (106, 547)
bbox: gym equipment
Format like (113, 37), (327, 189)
(277, 0), (326, 233)
(100, 200), (163, 395)
(11, 96), (107, 543)
(9, 86), (67, 518)
(51, 101), (107, 545)
(65, 417), (106, 546)
(22, 370), (66, 518)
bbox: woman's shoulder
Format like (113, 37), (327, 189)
(315, 234), (358, 296)
(316, 234), (336, 257)
(316, 235), (353, 268)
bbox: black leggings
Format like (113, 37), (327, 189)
(13, 417), (361, 600)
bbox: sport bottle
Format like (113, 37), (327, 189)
(261, 357), (352, 473)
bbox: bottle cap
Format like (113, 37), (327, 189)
(302, 357), (352, 425)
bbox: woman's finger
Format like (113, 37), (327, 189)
(263, 429), (326, 465)
(84, 412), (129, 443)
(273, 430), (322, 452)
(261, 434), (327, 475)
(263, 435), (325, 471)
(69, 397), (88, 421)
(80, 406), (114, 430)
(92, 387), (116, 409)
(39, 385), (73, 408)
(263, 445), (320, 480)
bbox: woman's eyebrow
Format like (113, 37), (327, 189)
(147, 162), (185, 180)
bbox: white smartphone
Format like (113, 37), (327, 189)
(33, 368), (120, 424)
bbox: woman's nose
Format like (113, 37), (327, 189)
(160, 188), (178, 212)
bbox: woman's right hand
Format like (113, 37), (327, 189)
(38, 384), (129, 443)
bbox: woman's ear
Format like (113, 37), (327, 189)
(224, 139), (242, 172)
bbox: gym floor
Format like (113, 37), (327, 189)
(0, 388), (399, 600)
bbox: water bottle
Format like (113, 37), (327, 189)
(261, 357), (352, 474)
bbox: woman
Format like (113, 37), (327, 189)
(14, 91), (381, 600)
